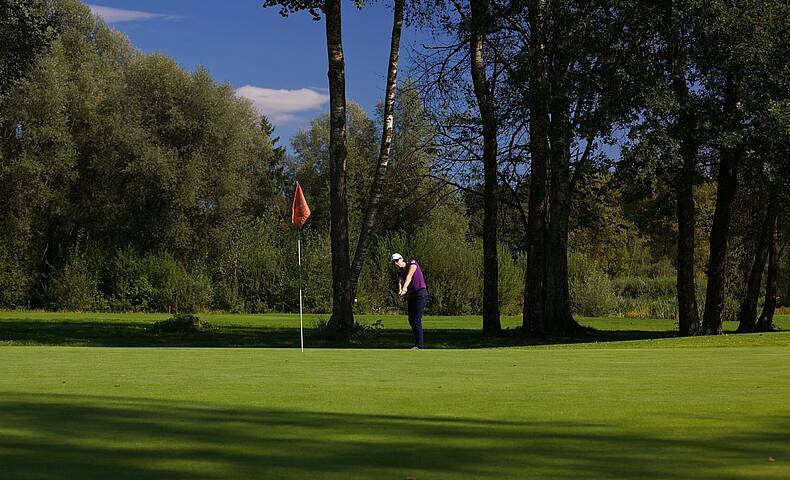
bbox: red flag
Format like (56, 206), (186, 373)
(291, 182), (311, 229)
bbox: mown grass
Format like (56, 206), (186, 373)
(1, 312), (789, 479)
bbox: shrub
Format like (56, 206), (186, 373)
(568, 252), (618, 317)
(498, 249), (525, 316)
(143, 253), (212, 313)
(0, 244), (31, 308)
(149, 313), (211, 334)
(212, 279), (245, 313)
(647, 297), (678, 319)
(50, 250), (106, 311)
(105, 247), (155, 311)
(349, 319), (385, 343)
(617, 297), (649, 318)
(613, 276), (676, 298)
(722, 296), (740, 323)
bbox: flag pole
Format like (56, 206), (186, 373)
(298, 228), (304, 352)
(292, 181), (310, 352)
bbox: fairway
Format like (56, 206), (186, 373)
(1, 314), (789, 479)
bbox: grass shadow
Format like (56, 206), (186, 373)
(0, 393), (787, 479)
(0, 320), (680, 348)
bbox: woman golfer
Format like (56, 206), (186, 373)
(391, 253), (428, 349)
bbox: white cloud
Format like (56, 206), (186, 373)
(236, 86), (330, 125)
(88, 4), (179, 23)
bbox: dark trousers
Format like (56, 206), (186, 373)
(407, 289), (428, 348)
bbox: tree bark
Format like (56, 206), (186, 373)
(675, 144), (700, 336)
(663, 1), (700, 336)
(755, 211), (779, 332)
(737, 191), (777, 333)
(702, 72), (740, 335)
(325, 0), (354, 330)
(665, 0), (701, 336)
(470, 0), (501, 336)
(543, 79), (582, 336)
(349, 0), (404, 298)
(523, 0), (548, 335)
(543, 147), (576, 335)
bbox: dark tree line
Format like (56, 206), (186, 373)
(410, 0), (788, 336)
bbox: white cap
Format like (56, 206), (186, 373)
(390, 253), (403, 262)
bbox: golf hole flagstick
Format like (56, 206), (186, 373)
(291, 182), (311, 352)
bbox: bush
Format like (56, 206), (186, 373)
(0, 244), (31, 308)
(568, 252), (618, 317)
(349, 319), (385, 343)
(404, 222), (481, 315)
(143, 253), (212, 313)
(105, 247), (155, 311)
(212, 279), (245, 313)
(498, 249), (525, 316)
(722, 296), (740, 323)
(50, 250), (106, 311)
(647, 297), (678, 319)
(613, 276), (676, 299)
(312, 317), (385, 343)
(617, 297), (649, 318)
(149, 313), (211, 333)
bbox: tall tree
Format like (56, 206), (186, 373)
(699, 0), (787, 334)
(522, 0), (550, 334)
(512, 0), (645, 335)
(324, 0), (355, 329)
(663, 0), (702, 336)
(349, 0), (404, 298)
(469, 0), (501, 335)
(737, 191), (778, 332)
(756, 216), (780, 332)
(264, 0), (364, 331)
(407, 0), (506, 335)
(701, 72), (741, 335)
(0, 0), (55, 106)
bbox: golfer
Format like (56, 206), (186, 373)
(391, 253), (428, 349)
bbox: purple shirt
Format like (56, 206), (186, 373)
(399, 259), (427, 293)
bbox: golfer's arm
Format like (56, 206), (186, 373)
(402, 265), (417, 290)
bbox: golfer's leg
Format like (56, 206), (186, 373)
(414, 293), (427, 348)
(407, 295), (419, 347)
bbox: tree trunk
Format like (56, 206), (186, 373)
(523, 0), (548, 335)
(702, 73), (740, 335)
(666, 4), (701, 336)
(676, 147), (700, 336)
(470, 0), (501, 336)
(737, 191), (777, 333)
(755, 212), (779, 332)
(543, 87), (582, 336)
(349, 0), (404, 297)
(325, 0), (354, 330)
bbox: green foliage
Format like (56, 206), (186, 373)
(613, 276), (676, 299)
(349, 319), (385, 343)
(263, 0), (365, 21)
(105, 247), (156, 311)
(148, 313), (211, 334)
(49, 248), (105, 311)
(143, 254), (212, 314)
(568, 252), (618, 317)
(0, 0), (56, 105)
(0, 243), (31, 308)
(647, 297), (679, 320)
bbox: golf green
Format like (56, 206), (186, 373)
(0, 314), (789, 479)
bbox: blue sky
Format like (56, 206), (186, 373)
(86, 1), (429, 144)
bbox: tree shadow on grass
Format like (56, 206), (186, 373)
(0, 393), (787, 479)
(0, 321), (679, 349)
